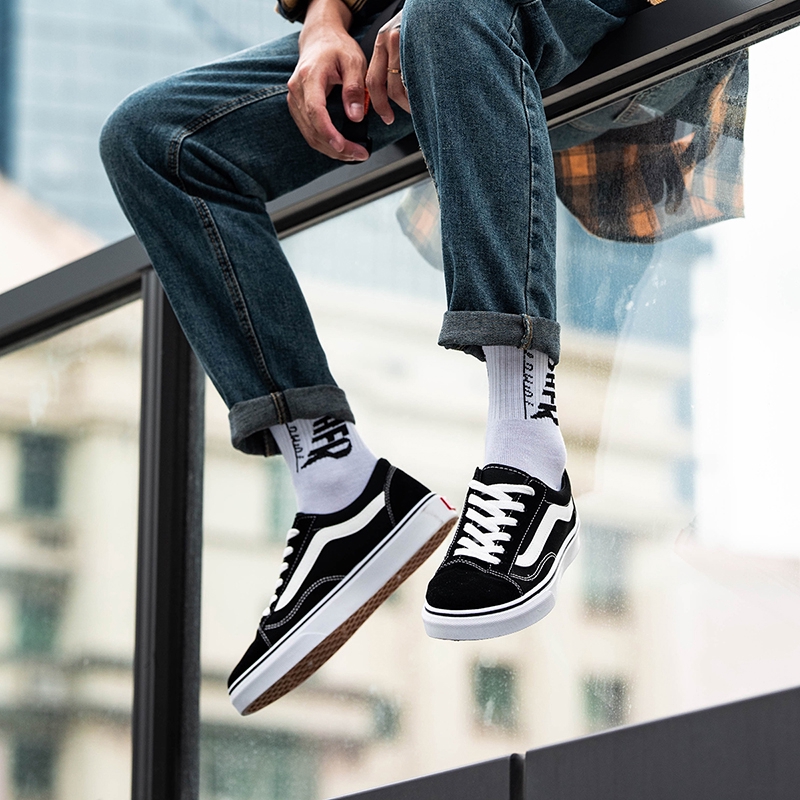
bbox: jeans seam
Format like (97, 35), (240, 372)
(167, 87), (289, 400)
(270, 391), (290, 425)
(509, 7), (533, 318)
(522, 315), (534, 349)
(167, 85), (288, 181)
(522, 58), (534, 319)
(190, 195), (278, 393)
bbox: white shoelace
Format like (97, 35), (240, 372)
(454, 480), (536, 566)
(262, 527), (300, 617)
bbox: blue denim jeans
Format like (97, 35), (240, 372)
(100, 0), (641, 456)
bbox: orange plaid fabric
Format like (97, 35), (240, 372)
(553, 51), (748, 243)
(396, 180), (443, 268)
(397, 52), (747, 264)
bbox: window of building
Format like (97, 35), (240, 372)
(200, 731), (316, 800)
(472, 663), (518, 732)
(13, 738), (58, 799)
(674, 378), (693, 428)
(372, 697), (401, 740)
(582, 527), (629, 616)
(16, 586), (62, 654)
(18, 432), (66, 515)
(674, 457), (696, 505)
(583, 676), (629, 733)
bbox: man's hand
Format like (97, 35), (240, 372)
(366, 10), (408, 126)
(288, 0), (370, 161)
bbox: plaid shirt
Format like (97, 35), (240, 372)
(397, 50), (747, 265)
(552, 50), (748, 243)
(278, 0), (373, 22)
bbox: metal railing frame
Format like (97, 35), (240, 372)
(0, 1), (799, 797)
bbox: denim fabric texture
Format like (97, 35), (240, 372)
(100, 15), (406, 456)
(402, 0), (641, 362)
(100, 0), (641, 455)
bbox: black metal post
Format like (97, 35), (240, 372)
(132, 269), (205, 800)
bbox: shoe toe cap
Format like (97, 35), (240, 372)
(426, 564), (519, 611)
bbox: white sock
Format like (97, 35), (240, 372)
(483, 346), (567, 490)
(270, 416), (378, 514)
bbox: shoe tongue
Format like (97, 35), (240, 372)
(480, 464), (532, 486)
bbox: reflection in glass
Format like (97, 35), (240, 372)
(473, 663), (518, 732)
(199, 27), (800, 800)
(201, 730), (317, 800)
(19, 433), (67, 515)
(583, 676), (629, 732)
(0, 303), (142, 800)
(582, 527), (629, 616)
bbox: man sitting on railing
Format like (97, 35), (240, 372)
(100, 0), (657, 715)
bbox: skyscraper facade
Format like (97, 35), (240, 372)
(5, 0), (292, 241)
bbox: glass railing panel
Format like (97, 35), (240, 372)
(198, 25), (800, 800)
(0, 301), (142, 800)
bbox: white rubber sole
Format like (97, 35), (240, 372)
(422, 526), (581, 641)
(230, 493), (457, 714)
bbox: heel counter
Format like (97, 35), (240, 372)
(385, 466), (433, 524)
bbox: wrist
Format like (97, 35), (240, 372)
(301, 0), (353, 42)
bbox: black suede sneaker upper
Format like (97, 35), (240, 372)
(425, 464), (577, 612)
(228, 458), (432, 692)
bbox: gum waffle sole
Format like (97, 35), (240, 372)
(242, 516), (456, 715)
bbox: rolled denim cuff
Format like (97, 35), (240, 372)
(438, 311), (561, 364)
(229, 385), (355, 456)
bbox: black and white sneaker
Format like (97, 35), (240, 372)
(422, 464), (579, 641)
(228, 458), (457, 714)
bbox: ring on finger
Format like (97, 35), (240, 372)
(387, 68), (407, 90)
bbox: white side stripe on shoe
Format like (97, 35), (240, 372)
(514, 499), (574, 568)
(274, 494), (386, 612)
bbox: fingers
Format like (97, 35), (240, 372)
(387, 70), (410, 114)
(287, 60), (370, 162)
(341, 50), (368, 123)
(287, 87), (368, 161)
(366, 22), (394, 124)
(367, 11), (408, 124)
